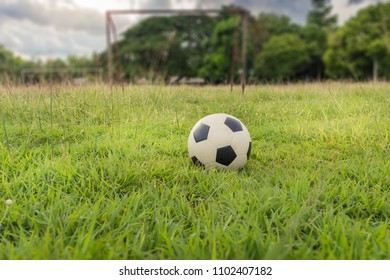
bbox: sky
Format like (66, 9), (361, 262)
(0, 0), (386, 60)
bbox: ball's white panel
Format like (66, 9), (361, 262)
(229, 155), (248, 170)
(188, 140), (216, 165)
(207, 123), (234, 148)
(199, 113), (229, 126)
(205, 161), (229, 170)
(231, 131), (251, 156)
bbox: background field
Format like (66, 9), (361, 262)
(0, 83), (388, 259)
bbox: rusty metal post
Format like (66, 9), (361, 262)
(241, 11), (248, 94)
(106, 12), (113, 85)
(109, 18), (123, 82)
(230, 26), (239, 91)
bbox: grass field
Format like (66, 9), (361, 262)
(0, 83), (388, 259)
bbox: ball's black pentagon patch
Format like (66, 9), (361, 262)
(224, 117), (243, 132)
(193, 123), (210, 143)
(191, 156), (204, 167)
(216, 146), (237, 166)
(247, 142), (252, 159)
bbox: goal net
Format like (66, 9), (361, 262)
(21, 67), (103, 84)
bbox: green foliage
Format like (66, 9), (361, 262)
(198, 16), (241, 83)
(67, 54), (97, 68)
(0, 44), (101, 84)
(247, 13), (301, 82)
(254, 34), (310, 81)
(249, 13), (300, 55)
(119, 15), (216, 82)
(0, 45), (25, 83)
(0, 84), (389, 259)
(302, 0), (338, 79)
(324, 3), (390, 80)
(306, 0), (337, 28)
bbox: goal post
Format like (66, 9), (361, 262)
(105, 8), (249, 93)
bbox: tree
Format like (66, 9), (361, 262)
(0, 45), (25, 83)
(118, 14), (216, 82)
(302, 0), (337, 80)
(324, 2), (390, 80)
(254, 34), (310, 82)
(198, 14), (241, 83)
(67, 55), (94, 68)
(249, 13), (300, 55)
(248, 13), (302, 82)
(193, 5), (249, 84)
(306, 0), (337, 28)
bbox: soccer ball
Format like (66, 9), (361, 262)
(188, 113), (251, 170)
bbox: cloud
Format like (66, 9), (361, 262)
(0, 0), (132, 59)
(1, 17), (103, 60)
(347, 0), (385, 4)
(191, 0), (311, 23)
(330, 0), (383, 23)
(0, 0), (130, 35)
(348, 0), (366, 4)
(235, 0), (311, 23)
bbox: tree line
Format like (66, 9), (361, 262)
(1, 0), (389, 84)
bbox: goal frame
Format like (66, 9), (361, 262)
(105, 8), (249, 93)
(20, 67), (103, 84)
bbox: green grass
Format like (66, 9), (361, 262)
(0, 83), (388, 260)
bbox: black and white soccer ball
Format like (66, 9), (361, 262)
(188, 113), (251, 170)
